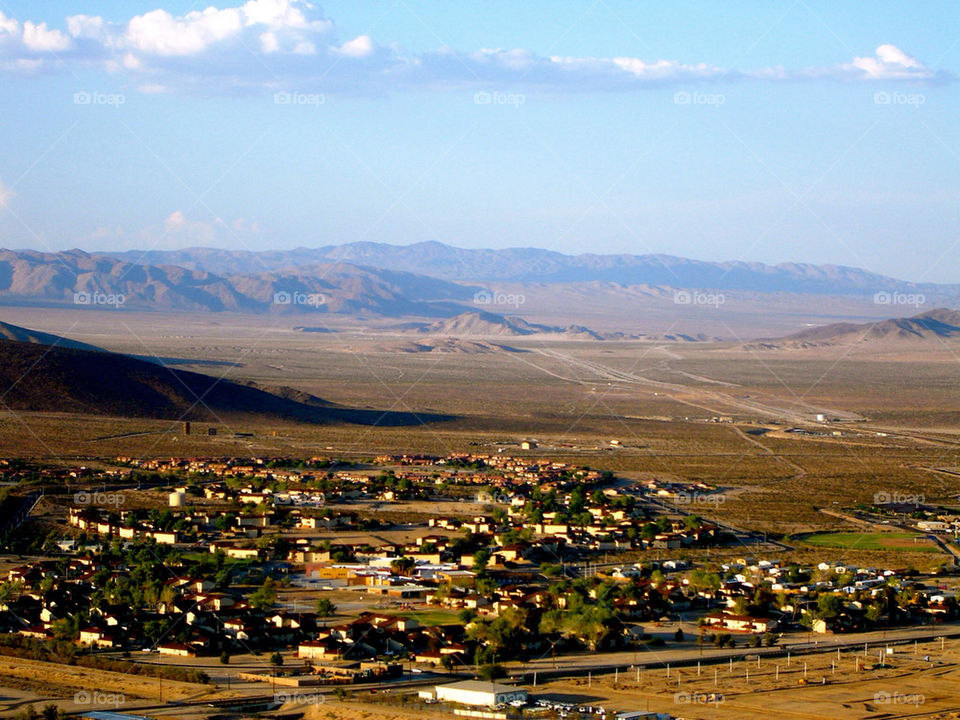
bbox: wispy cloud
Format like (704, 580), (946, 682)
(0, 179), (14, 209)
(0, 1), (945, 93)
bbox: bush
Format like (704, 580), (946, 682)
(478, 663), (506, 681)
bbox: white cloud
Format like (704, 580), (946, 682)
(124, 8), (243, 57)
(846, 44), (932, 80)
(0, 12), (19, 39)
(137, 210), (258, 249)
(82, 212), (253, 251)
(66, 15), (106, 42)
(0, 3), (945, 93)
(163, 210), (186, 231)
(335, 34), (373, 59)
(0, 11), (73, 67)
(22, 21), (72, 52)
(0, 179), (13, 209)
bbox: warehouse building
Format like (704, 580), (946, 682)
(426, 680), (527, 707)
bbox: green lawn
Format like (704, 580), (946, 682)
(803, 532), (939, 552)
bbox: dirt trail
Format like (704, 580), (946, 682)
(528, 348), (863, 424)
(730, 425), (807, 481)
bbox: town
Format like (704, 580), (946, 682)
(1, 451), (959, 720)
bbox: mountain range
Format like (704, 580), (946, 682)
(0, 248), (476, 316)
(746, 308), (960, 351)
(0, 321), (446, 425)
(409, 310), (605, 339)
(105, 241), (958, 295)
(3, 243), (960, 339)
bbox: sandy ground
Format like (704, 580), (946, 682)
(0, 654), (221, 716)
(527, 637), (960, 720)
(4, 638), (960, 719)
(292, 638), (960, 720)
(306, 700), (448, 720)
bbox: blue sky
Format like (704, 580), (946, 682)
(0, 1), (957, 281)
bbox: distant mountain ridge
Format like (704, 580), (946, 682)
(410, 310), (604, 339)
(4, 244), (960, 340)
(104, 241), (958, 295)
(0, 248), (477, 315)
(746, 308), (960, 350)
(0, 329), (448, 425)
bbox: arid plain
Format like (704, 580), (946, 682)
(3, 305), (958, 542)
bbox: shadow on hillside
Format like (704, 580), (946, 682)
(319, 406), (455, 426)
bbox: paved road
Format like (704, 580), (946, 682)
(507, 621), (960, 680)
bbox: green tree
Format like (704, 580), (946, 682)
(41, 705), (64, 720)
(390, 557), (416, 576)
(816, 593), (843, 619)
(316, 598), (338, 617)
(472, 549), (491, 572)
(0, 581), (25, 606)
(478, 663), (506, 681)
(249, 579), (278, 610)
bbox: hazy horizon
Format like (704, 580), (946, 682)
(0, 1), (957, 282)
